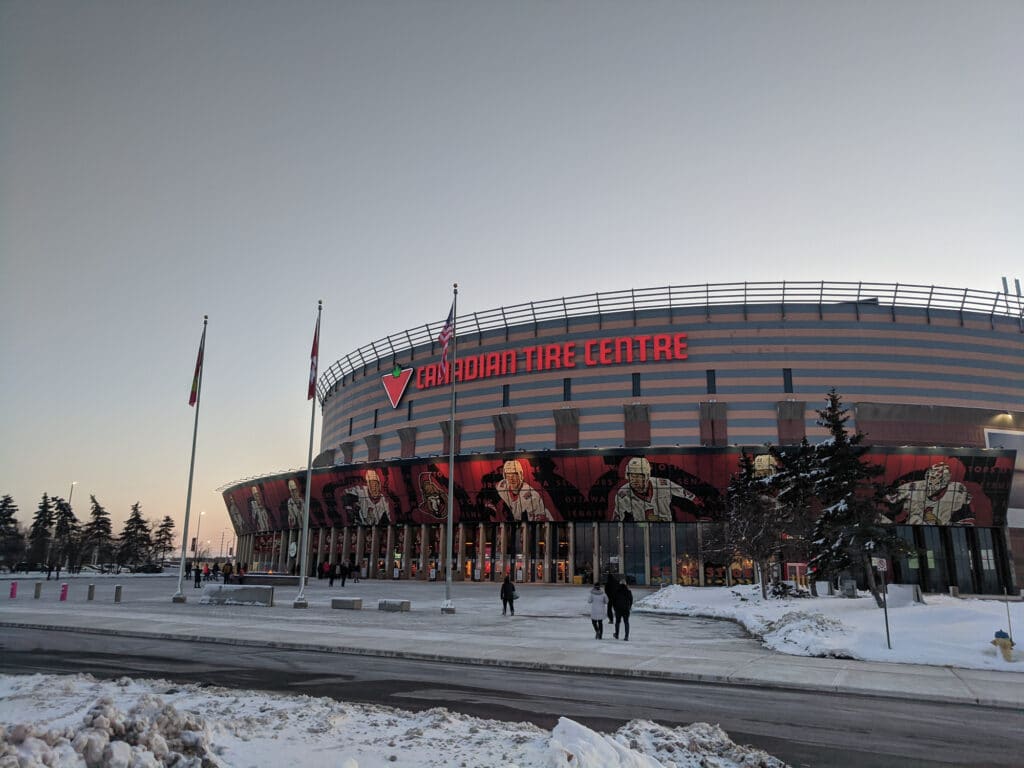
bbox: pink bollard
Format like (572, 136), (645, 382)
(59, 583), (69, 601)
(9, 581), (16, 599)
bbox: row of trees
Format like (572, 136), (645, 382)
(708, 388), (907, 607)
(0, 494), (176, 573)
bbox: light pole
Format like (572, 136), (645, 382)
(194, 510), (206, 560)
(68, 481), (77, 506)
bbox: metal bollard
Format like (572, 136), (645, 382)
(59, 583), (69, 601)
(87, 584), (95, 601)
(114, 584), (122, 603)
(8, 581), (16, 599)
(34, 582), (42, 599)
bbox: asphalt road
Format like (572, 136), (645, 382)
(2, 628), (1021, 768)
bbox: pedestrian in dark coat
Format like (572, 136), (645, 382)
(194, 564), (202, 588)
(604, 574), (618, 623)
(611, 580), (633, 640)
(588, 582), (608, 638)
(500, 575), (516, 615)
(328, 561), (336, 587)
(339, 561), (348, 587)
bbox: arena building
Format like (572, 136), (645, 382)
(222, 282), (1024, 594)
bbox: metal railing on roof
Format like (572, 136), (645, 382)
(316, 281), (1024, 402)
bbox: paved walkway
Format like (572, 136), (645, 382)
(1, 574), (1022, 710)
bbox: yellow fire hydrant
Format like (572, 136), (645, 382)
(991, 630), (1015, 662)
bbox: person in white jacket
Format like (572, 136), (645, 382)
(587, 582), (608, 639)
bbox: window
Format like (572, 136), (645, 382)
(563, 377), (572, 402)
(502, 384), (510, 408)
(348, 417), (353, 436)
(706, 369), (717, 395)
(407, 400), (413, 421)
(783, 368), (793, 394)
(373, 408), (379, 429)
(632, 373), (641, 398)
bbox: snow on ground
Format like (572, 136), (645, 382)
(0, 673), (786, 768)
(636, 584), (1023, 669)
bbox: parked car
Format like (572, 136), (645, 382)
(14, 562), (43, 573)
(130, 563), (164, 574)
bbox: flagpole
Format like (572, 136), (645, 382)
(173, 315), (206, 603)
(442, 284), (458, 614)
(294, 300), (322, 608)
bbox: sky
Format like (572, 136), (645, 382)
(1, 1), (1022, 543)
(2, 583), (1020, 766)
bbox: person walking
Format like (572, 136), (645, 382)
(339, 561), (348, 587)
(193, 563), (202, 589)
(611, 579), (633, 641)
(500, 575), (517, 616)
(604, 574), (618, 625)
(588, 581), (608, 639)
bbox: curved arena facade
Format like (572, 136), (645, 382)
(223, 282), (1024, 594)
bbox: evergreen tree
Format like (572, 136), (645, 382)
(117, 503), (153, 568)
(51, 497), (81, 572)
(714, 451), (795, 599)
(768, 439), (821, 594)
(153, 516), (176, 562)
(0, 494), (26, 570)
(807, 389), (906, 607)
(81, 495), (115, 567)
(27, 493), (55, 567)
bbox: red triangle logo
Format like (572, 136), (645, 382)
(382, 367), (414, 408)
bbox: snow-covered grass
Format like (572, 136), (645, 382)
(636, 584), (1023, 669)
(0, 674), (786, 768)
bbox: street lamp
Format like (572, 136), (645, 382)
(194, 510), (206, 559)
(68, 481), (77, 506)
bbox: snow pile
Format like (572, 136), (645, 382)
(0, 674), (787, 768)
(1, 678), (213, 767)
(635, 584), (1023, 669)
(550, 718), (787, 768)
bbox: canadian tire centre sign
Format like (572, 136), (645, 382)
(382, 332), (688, 408)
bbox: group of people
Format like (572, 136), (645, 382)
(187, 560), (245, 588)
(498, 572), (633, 640)
(318, 560), (360, 587)
(588, 574), (633, 640)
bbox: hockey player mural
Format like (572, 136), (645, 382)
(228, 448), (1012, 530)
(612, 457), (705, 522)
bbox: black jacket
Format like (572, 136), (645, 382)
(500, 581), (516, 600)
(610, 583), (633, 615)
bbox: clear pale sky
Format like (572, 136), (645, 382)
(1, 1), (1021, 549)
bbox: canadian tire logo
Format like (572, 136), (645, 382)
(382, 365), (414, 408)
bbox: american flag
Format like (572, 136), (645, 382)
(438, 301), (455, 376)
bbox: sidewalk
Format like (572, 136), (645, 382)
(2, 573), (1022, 710)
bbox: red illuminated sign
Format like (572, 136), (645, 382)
(382, 366), (414, 408)
(414, 332), (688, 391)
